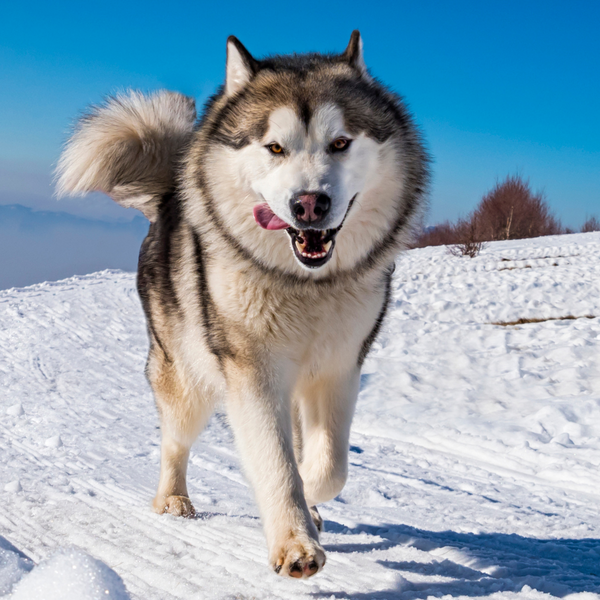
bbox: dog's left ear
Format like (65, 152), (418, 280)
(343, 30), (369, 78)
(225, 36), (258, 97)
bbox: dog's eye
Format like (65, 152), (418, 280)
(267, 143), (284, 155)
(330, 138), (351, 153)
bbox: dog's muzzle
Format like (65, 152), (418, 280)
(287, 195), (356, 269)
(254, 196), (356, 269)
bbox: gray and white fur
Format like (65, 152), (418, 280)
(56, 31), (429, 579)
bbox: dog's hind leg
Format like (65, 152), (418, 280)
(296, 367), (361, 513)
(292, 399), (323, 532)
(148, 349), (216, 517)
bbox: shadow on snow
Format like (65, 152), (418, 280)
(317, 521), (600, 599)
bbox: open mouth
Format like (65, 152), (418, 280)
(286, 227), (338, 268)
(253, 196), (355, 269)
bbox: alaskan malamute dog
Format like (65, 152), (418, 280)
(57, 31), (428, 578)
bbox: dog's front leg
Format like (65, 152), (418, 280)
(224, 360), (325, 578)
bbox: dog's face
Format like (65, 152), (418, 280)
(235, 103), (384, 270)
(190, 33), (427, 277)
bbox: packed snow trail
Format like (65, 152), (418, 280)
(1, 233), (600, 599)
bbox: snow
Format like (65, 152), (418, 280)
(9, 549), (129, 600)
(1, 232), (600, 599)
(0, 539), (33, 596)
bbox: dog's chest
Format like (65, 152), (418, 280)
(208, 266), (384, 362)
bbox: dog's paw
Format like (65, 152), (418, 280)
(153, 495), (196, 518)
(309, 506), (323, 533)
(271, 535), (326, 579)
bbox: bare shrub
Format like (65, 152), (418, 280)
(448, 239), (485, 258)
(581, 216), (600, 233)
(448, 217), (486, 258)
(472, 175), (562, 241)
(414, 174), (570, 250)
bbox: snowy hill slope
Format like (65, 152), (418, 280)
(1, 232), (600, 599)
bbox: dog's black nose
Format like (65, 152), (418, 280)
(291, 193), (331, 225)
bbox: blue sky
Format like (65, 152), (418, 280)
(0, 0), (598, 287)
(1, 0), (599, 225)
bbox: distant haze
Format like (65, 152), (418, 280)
(0, 205), (148, 289)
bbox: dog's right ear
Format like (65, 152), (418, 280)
(225, 36), (258, 97)
(55, 90), (196, 222)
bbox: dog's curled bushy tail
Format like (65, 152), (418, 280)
(55, 90), (196, 221)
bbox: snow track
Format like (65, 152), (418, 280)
(1, 233), (600, 598)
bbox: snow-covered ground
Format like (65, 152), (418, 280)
(1, 232), (600, 599)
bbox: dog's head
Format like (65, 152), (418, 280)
(56, 32), (428, 278)
(188, 32), (429, 277)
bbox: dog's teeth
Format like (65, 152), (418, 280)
(300, 251), (326, 259)
(295, 239), (306, 253)
(323, 240), (332, 253)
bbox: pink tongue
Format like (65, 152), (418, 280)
(253, 203), (290, 230)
